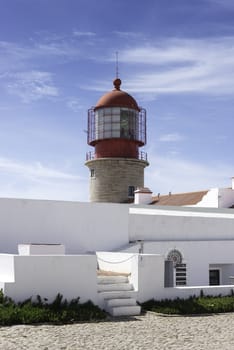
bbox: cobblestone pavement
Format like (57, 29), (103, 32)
(0, 312), (234, 350)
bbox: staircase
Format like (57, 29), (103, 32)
(97, 273), (141, 316)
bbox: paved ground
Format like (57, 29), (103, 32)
(0, 312), (234, 349)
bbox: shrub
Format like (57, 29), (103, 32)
(142, 294), (234, 315)
(0, 290), (106, 326)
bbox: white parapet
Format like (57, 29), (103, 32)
(18, 244), (65, 255)
(2, 254), (98, 304)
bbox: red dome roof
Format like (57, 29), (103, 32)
(95, 79), (140, 111)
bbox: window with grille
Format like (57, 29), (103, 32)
(175, 263), (187, 286)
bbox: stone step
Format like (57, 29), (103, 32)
(106, 298), (137, 308)
(97, 275), (129, 284)
(98, 283), (134, 292)
(109, 305), (141, 317)
(100, 290), (137, 300)
(100, 290), (138, 300)
(97, 271), (139, 316)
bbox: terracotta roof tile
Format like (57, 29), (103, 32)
(151, 190), (208, 206)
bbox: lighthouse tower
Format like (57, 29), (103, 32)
(85, 78), (149, 203)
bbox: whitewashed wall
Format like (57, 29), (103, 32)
(195, 188), (219, 207)
(193, 187), (234, 208)
(97, 252), (234, 302)
(97, 251), (136, 274)
(97, 252), (165, 300)
(135, 254), (234, 302)
(1, 254), (98, 303)
(219, 188), (234, 208)
(0, 198), (129, 254)
(1, 251), (234, 305)
(129, 206), (234, 242)
(97, 251), (139, 291)
(121, 240), (234, 286)
(136, 254), (165, 302)
(0, 254), (15, 282)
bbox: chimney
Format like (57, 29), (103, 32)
(134, 187), (153, 205)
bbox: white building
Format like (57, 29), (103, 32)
(0, 80), (234, 316)
(0, 197), (234, 316)
(150, 177), (234, 209)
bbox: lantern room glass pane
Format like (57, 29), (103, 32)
(120, 109), (138, 139)
(93, 107), (140, 141)
(112, 130), (119, 137)
(112, 114), (120, 122)
(112, 107), (119, 115)
(104, 108), (112, 116)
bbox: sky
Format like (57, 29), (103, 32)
(0, 0), (234, 202)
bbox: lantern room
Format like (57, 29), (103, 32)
(87, 78), (146, 159)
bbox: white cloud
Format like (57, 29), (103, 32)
(0, 157), (88, 201)
(7, 70), (59, 102)
(0, 157), (80, 181)
(73, 31), (96, 37)
(0, 38), (81, 74)
(113, 31), (145, 39)
(159, 133), (184, 142)
(114, 37), (234, 96)
(146, 154), (234, 195)
(207, 0), (234, 9)
(120, 37), (234, 65)
(66, 98), (83, 112)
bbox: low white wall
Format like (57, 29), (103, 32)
(160, 285), (234, 301)
(0, 199), (129, 254)
(2, 255), (98, 304)
(1, 251), (233, 306)
(0, 255), (15, 282)
(18, 244), (65, 255)
(129, 206), (234, 242)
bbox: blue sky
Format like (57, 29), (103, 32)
(0, 0), (234, 201)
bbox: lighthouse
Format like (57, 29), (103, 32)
(85, 78), (149, 203)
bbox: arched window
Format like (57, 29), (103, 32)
(167, 249), (183, 266)
(167, 249), (187, 286)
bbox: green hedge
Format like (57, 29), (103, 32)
(142, 293), (234, 315)
(0, 291), (106, 325)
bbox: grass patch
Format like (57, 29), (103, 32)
(0, 290), (106, 326)
(142, 294), (234, 315)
